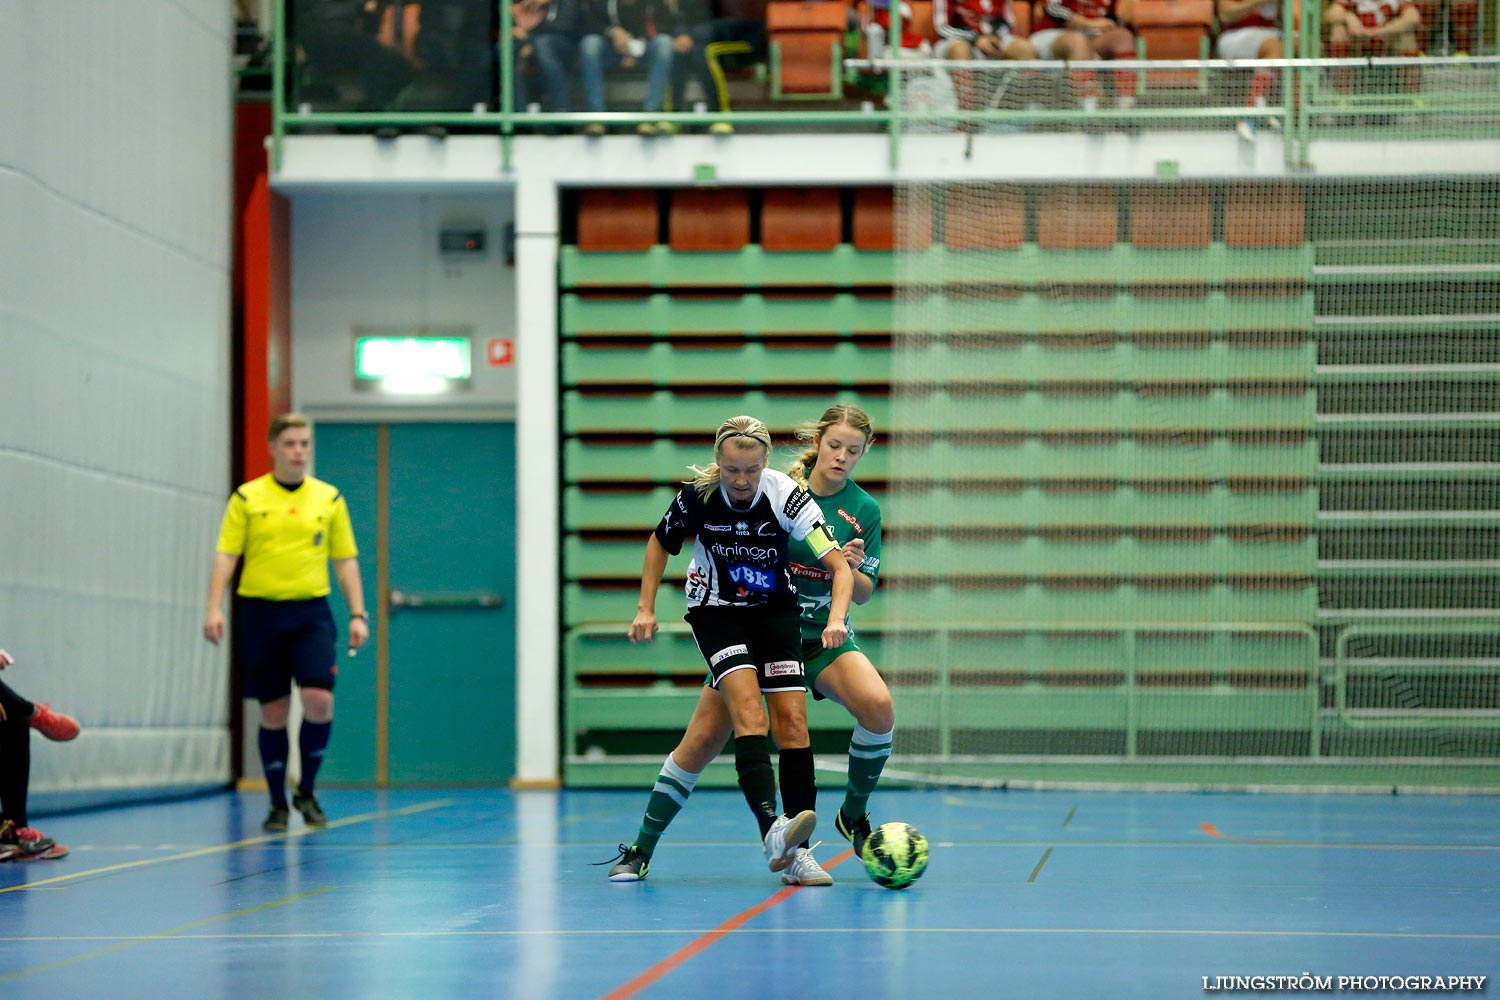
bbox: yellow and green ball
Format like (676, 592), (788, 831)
(859, 821), (929, 889)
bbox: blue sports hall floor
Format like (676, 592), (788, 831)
(1, 787), (1496, 999)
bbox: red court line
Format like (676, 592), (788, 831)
(598, 847), (858, 1000)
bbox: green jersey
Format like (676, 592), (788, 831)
(787, 477), (883, 640)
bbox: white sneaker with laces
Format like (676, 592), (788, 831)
(781, 844), (834, 886)
(763, 809), (817, 872)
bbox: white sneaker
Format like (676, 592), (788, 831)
(1235, 118), (1256, 142)
(763, 809), (816, 872)
(781, 845), (834, 886)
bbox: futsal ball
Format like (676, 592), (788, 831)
(860, 821), (929, 889)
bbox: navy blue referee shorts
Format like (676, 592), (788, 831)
(236, 597), (338, 702)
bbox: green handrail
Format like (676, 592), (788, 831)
(266, 0), (1500, 173)
(1333, 623), (1500, 730)
(567, 619), (1322, 759)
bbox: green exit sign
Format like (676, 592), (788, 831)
(354, 335), (472, 390)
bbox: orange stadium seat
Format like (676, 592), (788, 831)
(1224, 186), (1305, 247)
(761, 188), (843, 250)
(1131, 0), (1214, 88)
(767, 0), (849, 97)
(1038, 187), (1119, 250)
(576, 190), (659, 252)
(668, 188), (752, 251)
(1130, 186), (1211, 249)
(852, 187), (935, 250)
(944, 186), (1025, 249)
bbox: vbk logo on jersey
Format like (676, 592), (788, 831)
(729, 564), (776, 591)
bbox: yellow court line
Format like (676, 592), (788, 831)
(0, 886), (335, 984)
(0, 798), (456, 894)
(6, 926), (1500, 943)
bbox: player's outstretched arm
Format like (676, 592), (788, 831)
(629, 534), (670, 643)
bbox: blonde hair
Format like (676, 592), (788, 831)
(268, 412), (310, 441)
(689, 415), (773, 501)
(788, 404), (875, 485)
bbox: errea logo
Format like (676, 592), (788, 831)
(735, 521), (750, 535)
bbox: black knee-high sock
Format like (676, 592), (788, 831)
(0, 712), (31, 827)
(778, 746), (816, 847)
(298, 720), (332, 795)
(258, 726), (290, 808)
(734, 734), (779, 838)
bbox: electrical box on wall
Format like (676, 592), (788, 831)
(440, 227), (486, 255)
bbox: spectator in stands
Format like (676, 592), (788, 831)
(1028, 0), (1139, 110)
(1215, 0), (1282, 140)
(603, 407), (886, 887)
(577, 0), (680, 135)
(513, 0), (583, 118)
(0, 647), (79, 862)
(396, 0), (499, 113)
(290, 0), (419, 112)
(672, 0), (764, 134)
(1325, 0), (1421, 93)
(601, 415), (854, 881)
(864, 0), (937, 57)
(934, 0), (1038, 114)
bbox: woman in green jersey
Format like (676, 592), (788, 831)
(604, 404), (891, 886)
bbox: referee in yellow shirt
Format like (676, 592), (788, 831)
(203, 413), (369, 832)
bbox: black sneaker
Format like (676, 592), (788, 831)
(263, 806), (290, 832)
(595, 844), (650, 882)
(292, 790), (327, 828)
(836, 810), (872, 857)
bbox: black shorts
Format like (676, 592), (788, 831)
(237, 597), (338, 702)
(686, 604), (805, 694)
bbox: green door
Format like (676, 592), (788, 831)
(315, 422), (517, 785)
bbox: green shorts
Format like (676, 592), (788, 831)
(801, 636), (861, 700)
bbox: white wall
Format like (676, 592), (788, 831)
(290, 190), (519, 419)
(0, 1), (234, 796)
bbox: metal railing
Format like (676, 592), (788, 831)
(565, 619), (1322, 761)
(266, 0), (1500, 172)
(1333, 623), (1500, 731)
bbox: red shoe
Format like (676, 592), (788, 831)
(28, 703), (80, 742)
(0, 820), (64, 859)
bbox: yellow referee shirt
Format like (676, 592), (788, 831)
(216, 474), (359, 600)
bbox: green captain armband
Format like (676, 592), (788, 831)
(805, 523), (838, 559)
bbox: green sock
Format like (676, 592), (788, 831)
(841, 724), (893, 824)
(634, 753), (701, 857)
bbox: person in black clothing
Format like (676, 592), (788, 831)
(0, 648), (79, 862)
(289, 0), (419, 111)
(604, 415), (853, 880)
